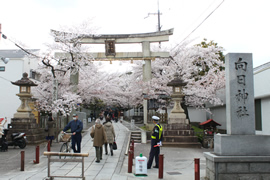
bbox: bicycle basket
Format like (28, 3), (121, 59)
(60, 134), (71, 142)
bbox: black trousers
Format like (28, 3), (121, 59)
(147, 139), (160, 168)
(71, 133), (82, 153)
(104, 143), (113, 154)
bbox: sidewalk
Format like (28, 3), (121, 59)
(1, 120), (210, 180)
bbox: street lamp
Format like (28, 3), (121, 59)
(1, 57), (9, 64)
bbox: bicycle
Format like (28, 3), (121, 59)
(59, 133), (72, 159)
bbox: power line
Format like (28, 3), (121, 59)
(0, 76), (12, 82)
(179, 0), (217, 39)
(172, 0), (225, 52)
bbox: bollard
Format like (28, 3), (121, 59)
(33, 145), (40, 164)
(130, 148), (134, 166)
(21, 151), (25, 171)
(47, 140), (51, 152)
(130, 143), (134, 162)
(132, 139), (135, 159)
(194, 158), (200, 180)
(128, 151), (132, 173)
(158, 154), (164, 179)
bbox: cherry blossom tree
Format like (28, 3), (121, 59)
(127, 40), (225, 111)
(32, 19), (225, 117)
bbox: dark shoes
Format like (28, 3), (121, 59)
(95, 160), (100, 163)
(147, 166), (158, 169)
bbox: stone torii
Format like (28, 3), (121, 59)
(52, 28), (174, 124)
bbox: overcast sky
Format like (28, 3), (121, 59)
(0, 0), (269, 68)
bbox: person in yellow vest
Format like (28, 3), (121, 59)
(147, 116), (163, 169)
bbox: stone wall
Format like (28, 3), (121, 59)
(205, 152), (270, 180)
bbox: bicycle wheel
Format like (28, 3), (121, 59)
(59, 143), (68, 159)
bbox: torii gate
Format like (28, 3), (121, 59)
(52, 28), (174, 124)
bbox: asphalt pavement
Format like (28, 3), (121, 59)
(0, 120), (211, 180)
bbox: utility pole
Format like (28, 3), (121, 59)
(145, 0), (162, 47)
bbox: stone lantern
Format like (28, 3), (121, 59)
(11, 72), (37, 119)
(9, 72), (45, 144)
(163, 73), (201, 148)
(167, 73), (188, 124)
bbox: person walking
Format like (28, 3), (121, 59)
(46, 115), (55, 146)
(62, 114), (83, 153)
(147, 116), (163, 169)
(90, 119), (107, 163)
(103, 117), (116, 156)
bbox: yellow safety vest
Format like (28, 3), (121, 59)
(151, 124), (163, 140)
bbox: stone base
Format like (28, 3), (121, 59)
(214, 134), (270, 156)
(14, 112), (35, 119)
(162, 123), (201, 148)
(8, 118), (47, 144)
(204, 152), (270, 180)
(168, 113), (188, 124)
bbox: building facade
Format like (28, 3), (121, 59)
(0, 49), (39, 125)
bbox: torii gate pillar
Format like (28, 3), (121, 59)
(142, 41), (152, 124)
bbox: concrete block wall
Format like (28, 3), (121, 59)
(206, 158), (270, 180)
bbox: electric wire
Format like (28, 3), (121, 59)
(179, 0), (218, 41)
(172, 0), (225, 52)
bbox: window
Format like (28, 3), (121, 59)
(30, 69), (36, 79)
(0, 66), (5, 71)
(175, 87), (180, 93)
(255, 99), (262, 131)
(105, 40), (116, 56)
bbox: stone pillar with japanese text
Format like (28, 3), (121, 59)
(204, 53), (270, 180)
(226, 53), (255, 135)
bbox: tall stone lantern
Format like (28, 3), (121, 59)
(163, 73), (201, 148)
(11, 72), (37, 119)
(167, 73), (188, 124)
(9, 72), (45, 144)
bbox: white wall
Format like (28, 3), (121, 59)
(208, 106), (226, 130)
(255, 94), (270, 135)
(0, 56), (39, 126)
(187, 107), (207, 123)
(254, 67), (270, 98)
(0, 59), (24, 125)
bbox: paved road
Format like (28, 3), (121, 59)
(0, 121), (94, 174)
(0, 139), (62, 173)
(0, 120), (211, 180)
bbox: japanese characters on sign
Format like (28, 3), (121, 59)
(235, 58), (249, 118)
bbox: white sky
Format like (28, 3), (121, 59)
(0, 0), (270, 68)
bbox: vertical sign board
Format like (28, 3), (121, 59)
(225, 53), (255, 135)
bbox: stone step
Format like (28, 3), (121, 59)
(163, 130), (195, 136)
(132, 140), (141, 143)
(162, 142), (201, 148)
(131, 131), (141, 143)
(163, 136), (199, 142)
(131, 134), (141, 137)
(131, 135), (141, 139)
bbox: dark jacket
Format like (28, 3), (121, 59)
(63, 120), (83, 134)
(47, 121), (55, 137)
(151, 123), (163, 144)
